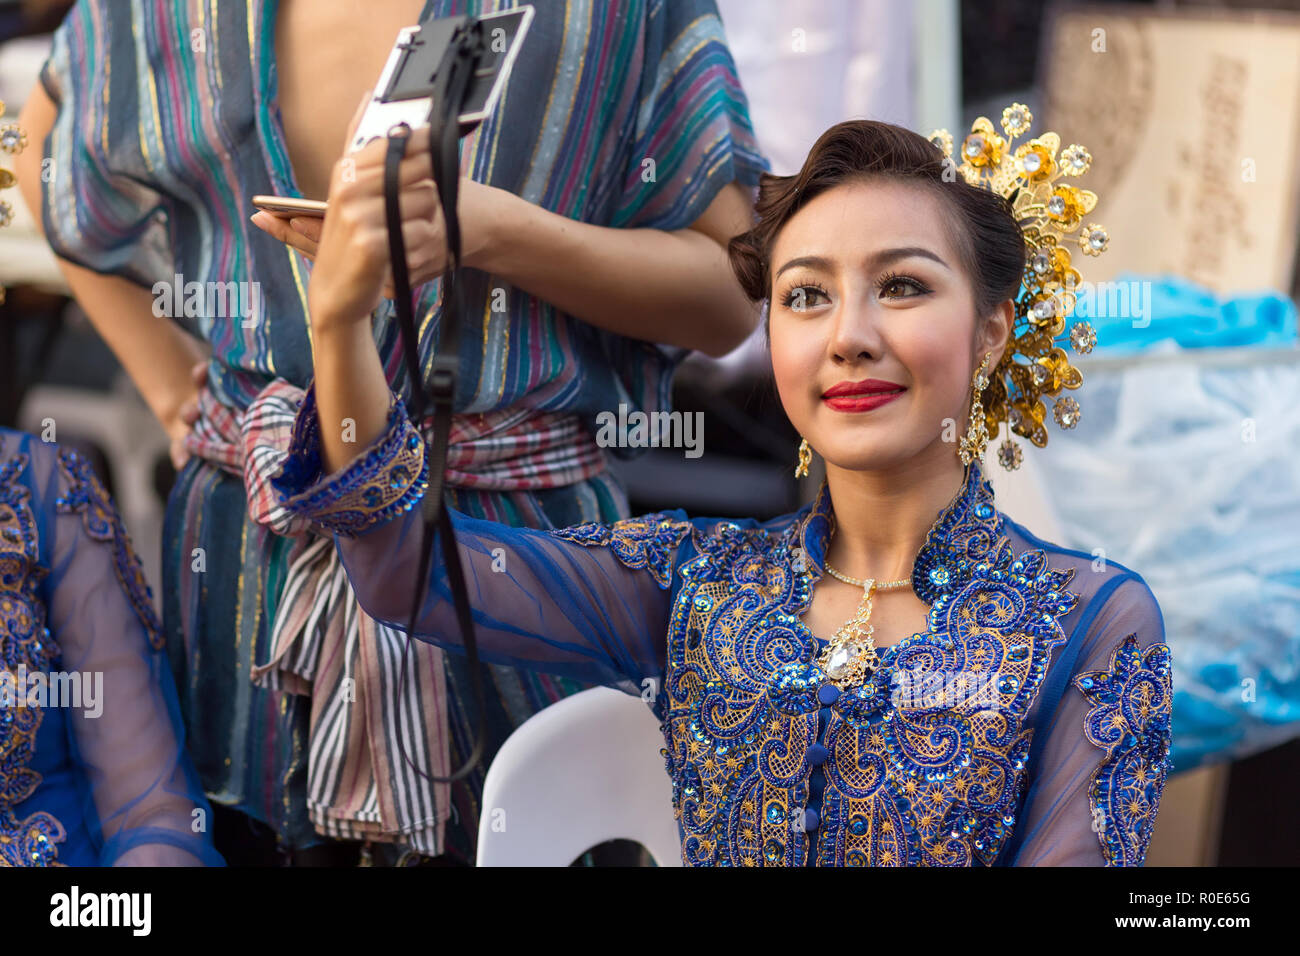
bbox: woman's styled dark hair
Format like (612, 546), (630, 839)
(728, 120), (1026, 322)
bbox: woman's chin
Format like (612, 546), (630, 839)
(818, 445), (914, 475)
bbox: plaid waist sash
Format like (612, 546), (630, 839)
(182, 378), (606, 852)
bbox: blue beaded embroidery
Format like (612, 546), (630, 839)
(274, 385), (429, 537)
(0, 437), (66, 866)
(550, 514), (693, 588)
(555, 462), (1090, 866)
(1074, 634), (1174, 866)
(54, 448), (163, 650)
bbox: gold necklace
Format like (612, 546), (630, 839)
(817, 560), (913, 688)
(813, 477), (965, 688)
(823, 563), (911, 590)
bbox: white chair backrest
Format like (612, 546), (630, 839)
(476, 686), (681, 866)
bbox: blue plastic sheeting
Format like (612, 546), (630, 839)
(1068, 272), (1297, 353)
(1032, 306), (1300, 771)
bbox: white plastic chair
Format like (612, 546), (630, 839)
(476, 685), (681, 866)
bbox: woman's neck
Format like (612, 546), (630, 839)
(822, 446), (968, 583)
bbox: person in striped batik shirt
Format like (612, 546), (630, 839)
(19, 0), (768, 864)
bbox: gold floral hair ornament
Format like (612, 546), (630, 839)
(0, 99), (25, 307)
(928, 103), (1103, 471)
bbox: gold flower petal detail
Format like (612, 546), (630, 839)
(1001, 102), (1032, 138)
(1070, 322), (1097, 353)
(1014, 141), (1056, 184)
(1060, 144), (1092, 176)
(928, 128), (954, 156)
(0, 123), (27, 154)
(1080, 223), (1109, 257)
(1053, 397), (1081, 428)
(961, 116), (1005, 169)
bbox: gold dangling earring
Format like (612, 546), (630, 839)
(795, 437), (812, 478)
(958, 355), (992, 466)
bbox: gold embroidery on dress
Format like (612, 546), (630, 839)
(0, 439), (67, 866)
(553, 464), (1088, 866)
(661, 468), (1078, 866)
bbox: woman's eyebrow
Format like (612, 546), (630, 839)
(774, 254), (833, 279)
(775, 247), (950, 280)
(867, 246), (950, 272)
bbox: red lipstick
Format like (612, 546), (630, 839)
(821, 378), (907, 413)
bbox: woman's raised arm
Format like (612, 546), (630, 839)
(273, 381), (686, 696)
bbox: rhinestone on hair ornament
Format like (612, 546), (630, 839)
(0, 99), (25, 302)
(928, 103), (1105, 471)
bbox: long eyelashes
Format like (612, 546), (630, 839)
(780, 282), (829, 311)
(779, 273), (932, 310)
(874, 271), (932, 297)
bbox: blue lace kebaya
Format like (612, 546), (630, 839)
(273, 386), (1174, 867)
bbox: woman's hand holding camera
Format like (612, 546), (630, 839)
(255, 92), (505, 338)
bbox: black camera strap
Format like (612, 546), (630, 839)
(381, 18), (488, 784)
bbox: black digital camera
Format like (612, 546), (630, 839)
(349, 4), (534, 153)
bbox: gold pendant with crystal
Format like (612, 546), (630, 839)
(817, 579), (882, 689)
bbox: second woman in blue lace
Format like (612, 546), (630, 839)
(0, 429), (224, 866)
(269, 116), (1174, 866)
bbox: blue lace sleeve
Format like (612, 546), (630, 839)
(1007, 576), (1173, 866)
(273, 383), (427, 538)
(42, 444), (224, 866)
(273, 383), (691, 696)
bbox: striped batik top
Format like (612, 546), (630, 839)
(39, 0), (768, 426)
(37, 0), (768, 854)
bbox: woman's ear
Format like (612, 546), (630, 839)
(979, 299), (1015, 367)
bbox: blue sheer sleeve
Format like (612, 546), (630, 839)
(1007, 576), (1173, 866)
(272, 384), (686, 702)
(35, 442), (224, 866)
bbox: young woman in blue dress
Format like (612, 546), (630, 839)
(267, 110), (1173, 866)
